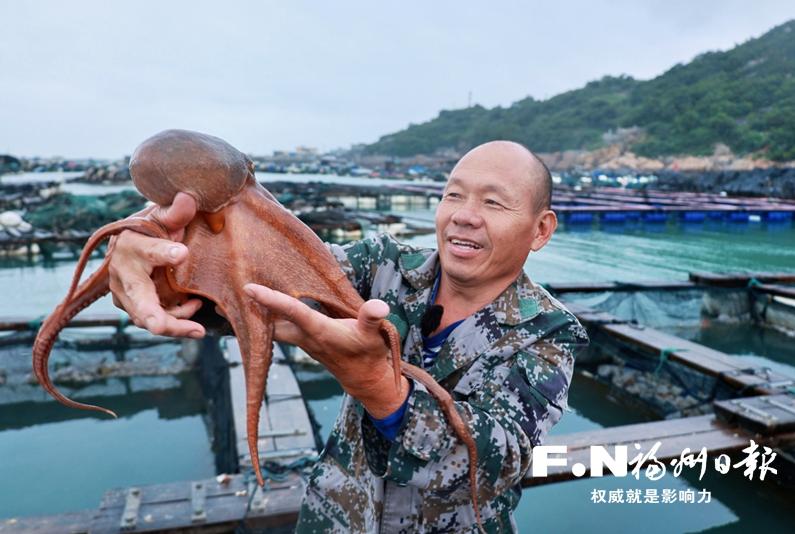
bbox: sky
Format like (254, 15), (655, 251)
(2, 0), (795, 159)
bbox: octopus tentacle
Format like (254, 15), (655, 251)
(32, 215), (170, 417)
(214, 294), (275, 487)
(399, 361), (483, 530)
(381, 321), (404, 392)
(63, 206), (158, 300)
(33, 257), (118, 416)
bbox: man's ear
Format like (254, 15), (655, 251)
(530, 210), (558, 252)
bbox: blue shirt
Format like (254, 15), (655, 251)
(368, 271), (463, 440)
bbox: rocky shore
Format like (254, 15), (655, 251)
(540, 142), (795, 198)
(653, 168), (795, 198)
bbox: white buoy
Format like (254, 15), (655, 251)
(0, 211), (23, 228)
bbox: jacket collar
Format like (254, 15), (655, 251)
(397, 248), (542, 382)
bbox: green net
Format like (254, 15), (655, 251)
(26, 191), (146, 233)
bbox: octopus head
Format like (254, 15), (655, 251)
(129, 129), (253, 212)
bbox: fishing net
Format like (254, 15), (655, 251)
(565, 289), (742, 418)
(565, 289), (705, 329)
(25, 190), (146, 233)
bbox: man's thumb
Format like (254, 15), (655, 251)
(358, 299), (390, 332)
(155, 192), (198, 232)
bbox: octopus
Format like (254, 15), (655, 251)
(32, 129), (483, 528)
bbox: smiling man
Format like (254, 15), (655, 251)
(107, 140), (588, 533)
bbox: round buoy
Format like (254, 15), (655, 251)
(0, 211), (23, 228)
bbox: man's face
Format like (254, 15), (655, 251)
(435, 146), (541, 289)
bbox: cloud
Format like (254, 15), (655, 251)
(1, 0), (794, 157)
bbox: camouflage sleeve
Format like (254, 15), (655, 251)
(326, 233), (401, 300)
(359, 316), (589, 499)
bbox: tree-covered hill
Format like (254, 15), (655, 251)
(366, 20), (795, 161)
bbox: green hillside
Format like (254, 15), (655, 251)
(366, 20), (795, 160)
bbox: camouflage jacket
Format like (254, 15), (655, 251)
(295, 233), (589, 533)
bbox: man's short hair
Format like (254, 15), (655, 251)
(510, 142), (552, 213)
(532, 153), (553, 212)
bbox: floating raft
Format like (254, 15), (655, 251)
(566, 301), (794, 395)
(0, 312), (133, 332)
(0, 472), (304, 533)
(552, 187), (795, 223)
(543, 272), (795, 295)
(545, 280), (698, 294)
(223, 338), (317, 468)
(688, 271), (795, 287)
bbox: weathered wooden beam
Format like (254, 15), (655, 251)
(222, 338), (318, 470)
(546, 280), (697, 294)
(689, 271), (795, 287)
(755, 284), (795, 300)
(0, 313), (133, 332)
(88, 473), (304, 533)
(0, 510), (94, 534)
(565, 302), (794, 396)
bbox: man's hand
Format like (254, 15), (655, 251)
(244, 283), (410, 418)
(108, 192), (205, 338)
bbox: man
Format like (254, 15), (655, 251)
(108, 140), (588, 532)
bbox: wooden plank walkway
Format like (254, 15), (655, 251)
(754, 284), (795, 300)
(689, 271), (795, 287)
(0, 472), (304, 533)
(552, 187), (795, 216)
(0, 511), (94, 534)
(545, 280), (697, 294)
(223, 338), (318, 468)
(0, 313), (133, 332)
(566, 302), (795, 395)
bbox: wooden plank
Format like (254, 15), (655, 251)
(689, 271), (795, 287)
(0, 510), (93, 533)
(90, 473), (303, 533)
(599, 322), (793, 394)
(264, 362), (316, 453)
(755, 284), (795, 300)
(224, 338), (317, 469)
(0, 313), (134, 332)
(224, 338), (276, 457)
(546, 280), (697, 294)
(547, 414), (719, 449)
(714, 393), (795, 435)
(568, 302), (795, 395)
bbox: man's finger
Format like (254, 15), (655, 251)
(244, 284), (321, 333)
(152, 192), (198, 233)
(139, 238), (189, 267)
(164, 299), (204, 319)
(357, 299), (390, 333)
(116, 231), (188, 268)
(214, 305), (228, 320)
(271, 318), (305, 346)
(125, 277), (205, 338)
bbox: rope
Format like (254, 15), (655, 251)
(260, 454), (320, 482)
(234, 454), (320, 533)
(653, 347), (686, 377)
